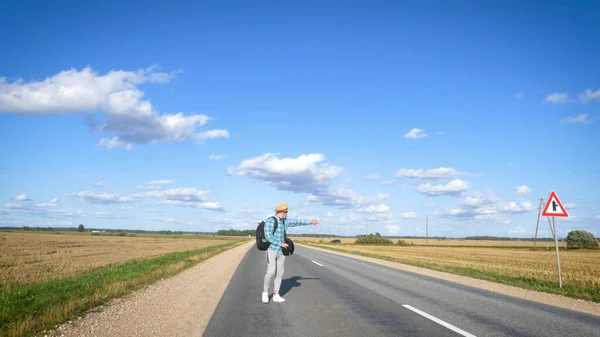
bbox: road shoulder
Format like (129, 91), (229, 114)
(46, 241), (254, 337)
(299, 244), (600, 317)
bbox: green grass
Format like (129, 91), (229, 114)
(305, 243), (600, 303)
(0, 240), (245, 337)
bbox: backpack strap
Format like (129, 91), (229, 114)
(268, 216), (278, 235)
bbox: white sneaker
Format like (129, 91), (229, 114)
(262, 291), (269, 303)
(273, 294), (286, 303)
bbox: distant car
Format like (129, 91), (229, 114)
(330, 239), (341, 244)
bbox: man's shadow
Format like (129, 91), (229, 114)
(279, 276), (319, 296)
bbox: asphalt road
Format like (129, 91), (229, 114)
(203, 245), (600, 337)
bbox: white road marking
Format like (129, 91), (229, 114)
(311, 260), (324, 267)
(402, 305), (476, 337)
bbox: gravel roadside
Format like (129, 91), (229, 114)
(44, 241), (253, 337)
(300, 244), (600, 317)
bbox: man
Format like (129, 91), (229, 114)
(262, 203), (318, 303)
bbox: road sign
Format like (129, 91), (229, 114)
(542, 190), (568, 217)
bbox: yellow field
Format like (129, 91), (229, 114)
(305, 243), (600, 290)
(0, 232), (237, 287)
(291, 236), (563, 247)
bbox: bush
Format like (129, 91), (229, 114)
(566, 230), (599, 249)
(396, 239), (411, 246)
(355, 233), (393, 245)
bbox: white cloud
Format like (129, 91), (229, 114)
(209, 154), (226, 160)
(563, 203), (577, 209)
(4, 197), (60, 211)
(441, 191), (536, 220)
(1, 198), (123, 219)
(137, 180), (174, 190)
(229, 152), (389, 210)
(13, 194), (30, 201)
(327, 212), (334, 217)
(396, 167), (469, 180)
(401, 212), (417, 219)
(340, 214), (361, 223)
(579, 89), (600, 103)
(149, 180), (174, 188)
(227, 153), (343, 194)
(141, 188), (224, 211)
(209, 217), (253, 230)
(46, 220), (74, 227)
(94, 179), (110, 188)
(508, 226), (527, 235)
(84, 211), (123, 219)
(352, 204), (393, 223)
(386, 225), (401, 234)
(364, 174), (379, 180)
(99, 137), (133, 150)
(357, 204), (390, 213)
(546, 93), (572, 104)
(306, 189), (390, 209)
(0, 65), (228, 148)
(517, 185), (532, 196)
(504, 201), (535, 213)
(416, 179), (469, 196)
(72, 191), (133, 204)
(381, 180), (395, 186)
(34, 198), (60, 208)
(562, 114), (592, 124)
(196, 130), (230, 143)
(365, 212), (393, 223)
(404, 128), (427, 139)
(0, 65), (174, 114)
(341, 176), (352, 187)
(137, 187), (211, 202)
(184, 201), (223, 210)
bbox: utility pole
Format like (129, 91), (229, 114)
(534, 198), (543, 248)
(552, 216), (562, 288)
(426, 215), (429, 245)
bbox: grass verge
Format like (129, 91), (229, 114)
(305, 243), (600, 303)
(0, 240), (245, 337)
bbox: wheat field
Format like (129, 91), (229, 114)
(305, 243), (600, 290)
(0, 232), (235, 288)
(291, 236), (563, 247)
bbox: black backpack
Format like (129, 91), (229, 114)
(256, 216), (295, 255)
(256, 216), (278, 251)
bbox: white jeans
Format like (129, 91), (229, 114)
(263, 249), (285, 294)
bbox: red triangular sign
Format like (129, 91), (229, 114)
(542, 190), (569, 217)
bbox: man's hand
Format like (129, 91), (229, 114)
(281, 243), (289, 249)
(312, 220), (318, 226)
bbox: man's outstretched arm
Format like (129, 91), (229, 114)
(285, 219), (318, 228)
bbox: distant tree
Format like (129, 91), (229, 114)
(78, 224), (84, 232)
(356, 233), (393, 245)
(566, 230), (599, 249)
(216, 229), (256, 236)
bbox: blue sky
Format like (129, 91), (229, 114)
(1, 1), (598, 238)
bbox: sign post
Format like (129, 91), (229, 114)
(541, 190), (569, 289)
